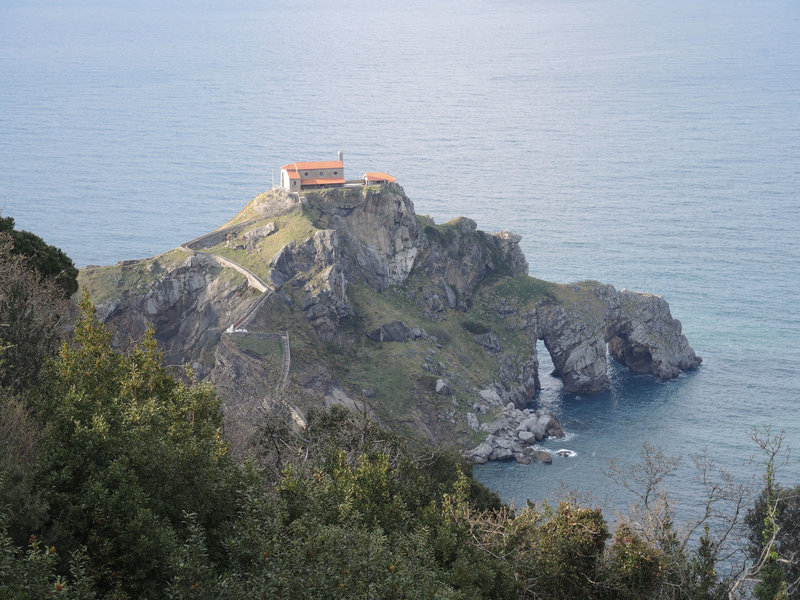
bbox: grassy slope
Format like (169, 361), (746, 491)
(326, 273), (612, 446)
(78, 248), (191, 305)
(203, 211), (318, 282)
(220, 191), (271, 226)
(230, 335), (284, 388)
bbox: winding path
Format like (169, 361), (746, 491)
(180, 226), (295, 407)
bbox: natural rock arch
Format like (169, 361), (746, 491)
(532, 285), (701, 394)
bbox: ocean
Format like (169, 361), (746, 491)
(1, 0), (798, 518)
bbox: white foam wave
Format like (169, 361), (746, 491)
(529, 445), (577, 458)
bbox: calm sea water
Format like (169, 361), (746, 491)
(2, 0), (798, 516)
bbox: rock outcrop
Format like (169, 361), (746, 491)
(306, 186), (420, 290)
(609, 289), (702, 380)
(79, 184), (701, 460)
(465, 403), (565, 464)
(366, 320), (419, 343)
(94, 252), (257, 376)
(415, 216), (529, 305)
(521, 283), (701, 394)
(268, 229), (352, 333)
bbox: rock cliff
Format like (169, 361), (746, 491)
(79, 184), (701, 457)
(522, 283), (701, 394)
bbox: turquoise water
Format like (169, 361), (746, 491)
(1, 0), (798, 515)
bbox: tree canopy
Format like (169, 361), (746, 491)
(0, 215), (78, 298)
(0, 233), (72, 392)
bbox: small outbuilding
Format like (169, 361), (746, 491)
(363, 172), (397, 185)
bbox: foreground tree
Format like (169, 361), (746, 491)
(738, 428), (798, 599)
(604, 441), (754, 599)
(0, 233), (72, 392)
(23, 293), (242, 598)
(1, 230), (74, 546)
(2, 239), (796, 598)
(0, 215), (78, 299)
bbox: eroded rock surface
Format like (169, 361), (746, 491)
(415, 216), (529, 305)
(268, 229), (352, 333)
(528, 283), (701, 394)
(307, 186), (420, 290)
(81, 184), (701, 458)
(97, 253), (256, 376)
(366, 320), (412, 342)
(609, 289), (702, 380)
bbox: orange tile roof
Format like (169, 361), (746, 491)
(364, 172), (396, 183)
(286, 170), (301, 179)
(282, 161), (343, 171)
(301, 177), (346, 185)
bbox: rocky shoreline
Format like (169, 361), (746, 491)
(465, 403), (567, 465)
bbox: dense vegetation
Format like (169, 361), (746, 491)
(0, 215), (78, 299)
(1, 227), (798, 599)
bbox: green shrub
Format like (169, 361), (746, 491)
(0, 509), (96, 600)
(427, 326), (451, 345)
(605, 524), (662, 598)
(0, 215), (78, 298)
(26, 293), (242, 599)
(461, 320), (490, 335)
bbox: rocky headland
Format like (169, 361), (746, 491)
(79, 184), (701, 462)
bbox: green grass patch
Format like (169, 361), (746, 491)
(263, 290), (317, 341)
(343, 342), (423, 415)
(230, 335), (284, 387)
(487, 275), (557, 307)
(417, 373), (438, 391)
(461, 320), (490, 335)
(346, 282), (422, 332)
(547, 280), (609, 324)
(206, 212), (320, 282)
(422, 223), (458, 247)
(415, 214), (436, 228)
(343, 280), (505, 407)
(78, 249), (190, 305)
(233, 336), (282, 356)
(426, 326), (452, 346)
(215, 267), (246, 287)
